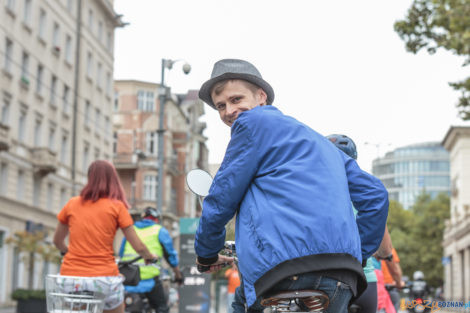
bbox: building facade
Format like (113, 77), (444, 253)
(0, 0), (122, 306)
(113, 81), (208, 234)
(442, 126), (470, 302)
(372, 142), (450, 210)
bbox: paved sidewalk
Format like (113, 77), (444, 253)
(0, 307), (15, 313)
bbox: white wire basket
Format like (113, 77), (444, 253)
(45, 275), (106, 313)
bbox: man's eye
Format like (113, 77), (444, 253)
(216, 103), (225, 110)
(232, 97), (241, 103)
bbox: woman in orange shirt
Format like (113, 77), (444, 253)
(53, 160), (157, 313)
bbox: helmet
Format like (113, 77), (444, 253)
(326, 134), (358, 160)
(413, 271), (424, 280)
(143, 207), (162, 220)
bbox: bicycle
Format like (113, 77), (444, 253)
(198, 241), (330, 313)
(45, 274), (106, 313)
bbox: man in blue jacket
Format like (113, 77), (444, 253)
(194, 59), (389, 312)
(120, 207), (182, 313)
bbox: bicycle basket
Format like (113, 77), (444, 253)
(46, 275), (106, 313)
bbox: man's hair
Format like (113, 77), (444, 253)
(212, 79), (267, 106)
(80, 160), (129, 208)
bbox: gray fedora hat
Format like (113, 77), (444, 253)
(199, 59), (275, 109)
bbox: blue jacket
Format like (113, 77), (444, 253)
(194, 106), (388, 306)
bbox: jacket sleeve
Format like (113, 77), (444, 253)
(158, 227), (179, 267)
(195, 115), (260, 262)
(343, 155), (389, 260)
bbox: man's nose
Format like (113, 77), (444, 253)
(226, 103), (237, 116)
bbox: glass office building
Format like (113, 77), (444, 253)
(372, 142), (450, 210)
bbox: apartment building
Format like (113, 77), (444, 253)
(0, 0), (123, 305)
(113, 80), (208, 235)
(442, 126), (470, 302)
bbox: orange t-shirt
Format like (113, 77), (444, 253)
(225, 268), (241, 294)
(381, 248), (400, 285)
(57, 196), (133, 277)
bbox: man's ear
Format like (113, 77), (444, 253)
(257, 89), (268, 106)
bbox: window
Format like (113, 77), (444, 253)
(146, 131), (157, 155)
(52, 23), (60, 48)
(143, 175), (157, 200)
(106, 31), (112, 51)
(18, 109), (26, 143)
(46, 182), (53, 210)
(146, 92), (154, 111)
(60, 133), (68, 164)
(65, 35), (72, 63)
(94, 147), (100, 160)
(98, 21), (103, 41)
(82, 143), (89, 173)
(84, 100), (91, 125)
(38, 9), (46, 39)
(1, 93), (11, 125)
(66, 0), (74, 14)
(33, 118), (42, 146)
(96, 62), (102, 89)
(22, 0), (31, 26)
(4, 38), (13, 73)
(48, 125), (55, 151)
(137, 91), (154, 111)
(16, 170), (24, 200)
(113, 132), (117, 154)
(33, 176), (41, 205)
(86, 52), (92, 78)
(50, 75), (57, 105)
(104, 116), (110, 135)
(36, 64), (43, 95)
(6, 0), (15, 12)
(106, 72), (111, 96)
(88, 9), (93, 29)
(95, 108), (100, 130)
(60, 187), (67, 208)
(114, 91), (119, 111)
(0, 163), (7, 195)
(21, 51), (29, 82)
(62, 84), (70, 113)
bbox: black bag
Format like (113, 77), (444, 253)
(118, 263), (141, 286)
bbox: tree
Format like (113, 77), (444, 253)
(408, 192), (450, 287)
(394, 0), (470, 120)
(6, 231), (61, 290)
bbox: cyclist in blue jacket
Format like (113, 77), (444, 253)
(194, 59), (389, 313)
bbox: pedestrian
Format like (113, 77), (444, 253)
(119, 207), (183, 313)
(193, 59), (389, 312)
(53, 160), (157, 313)
(225, 263), (241, 313)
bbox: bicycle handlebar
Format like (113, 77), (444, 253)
(118, 256), (159, 266)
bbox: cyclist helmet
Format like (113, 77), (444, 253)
(326, 134), (358, 160)
(143, 207), (162, 220)
(413, 270), (424, 281)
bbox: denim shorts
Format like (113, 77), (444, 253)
(54, 275), (125, 310)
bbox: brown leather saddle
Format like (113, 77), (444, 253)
(260, 289), (329, 312)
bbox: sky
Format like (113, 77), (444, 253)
(113, 0), (470, 172)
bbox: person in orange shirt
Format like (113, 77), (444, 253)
(380, 248), (405, 312)
(225, 263), (241, 313)
(53, 160), (157, 313)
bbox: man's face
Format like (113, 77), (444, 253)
(211, 80), (267, 127)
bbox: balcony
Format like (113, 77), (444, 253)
(0, 123), (10, 151)
(31, 147), (57, 176)
(167, 155), (181, 176)
(113, 153), (138, 170)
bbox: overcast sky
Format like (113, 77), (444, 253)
(113, 0), (470, 172)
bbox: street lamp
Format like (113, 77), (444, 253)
(156, 58), (191, 213)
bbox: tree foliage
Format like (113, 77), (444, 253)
(387, 193), (450, 287)
(394, 0), (470, 120)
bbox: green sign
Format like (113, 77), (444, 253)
(180, 217), (200, 234)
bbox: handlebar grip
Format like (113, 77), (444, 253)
(197, 262), (230, 273)
(197, 264), (211, 273)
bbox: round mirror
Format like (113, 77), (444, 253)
(186, 169), (213, 197)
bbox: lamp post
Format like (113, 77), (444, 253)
(156, 58), (191, 213)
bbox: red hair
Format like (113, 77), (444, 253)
(80, 160), (130, 208)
